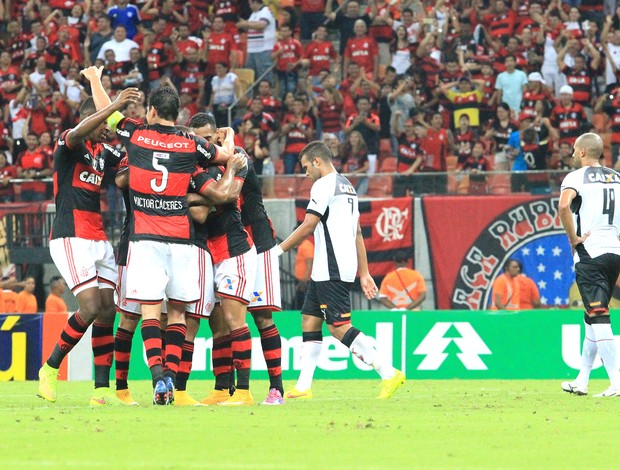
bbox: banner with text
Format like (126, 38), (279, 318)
(116, 310), (610, 381)
(422, 195), (575, 310)
(0, 313), (42, 381)
(295, 197), (413, 279)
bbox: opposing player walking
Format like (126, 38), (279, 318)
(276, 141), (405, 399)
(559, 132), (620, 397)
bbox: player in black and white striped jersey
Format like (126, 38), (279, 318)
(275, 141), (405, 400)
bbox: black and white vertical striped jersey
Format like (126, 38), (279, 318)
(306, 172), (359, 282)
(561, 166), (620, 263)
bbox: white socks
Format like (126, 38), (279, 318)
(591, 322), (620, 389)
(295, 340), (322, 391)
(349, 331), (395, 380)
(575, 322), (597, 389)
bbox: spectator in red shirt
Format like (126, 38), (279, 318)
(203, 16), (238, 105)
(16, 132), (51, 202)
(272, 24), (303, 98)
(302, 24), (338, 87)
(550, 84), (588, 146)
(280, 96), (314, 174)
(344, 19), (379, 80)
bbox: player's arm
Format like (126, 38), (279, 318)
(196, 154), (247, 204)
(558, 186), (589, 250)
(356, 221), (378, 300)
(189, 205), (210, 224)
(81, 65), (112, 110)
(278, 213), (321, 254)
(65, 87), (140, 148)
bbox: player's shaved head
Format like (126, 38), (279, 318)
(574, 133), (604, 160)
(79, 97), (97, 117)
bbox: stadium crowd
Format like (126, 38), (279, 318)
(0, 0), (618, 304)
(0, 0), (618, 201)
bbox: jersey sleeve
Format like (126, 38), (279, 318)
(101, 143), (125, 170)
(114, 116), (141, 145)
(306, 177), (331, 218)
(55, 129), (79, 154)
(191, 167), (216, 194)
(560, 170), (581, 195)
(194, 136), (217, 164)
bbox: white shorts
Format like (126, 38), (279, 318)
(248, 246), (282, 311)
(186, 247), (215, 318)
(49, 237), (118, 296)
(214, 245), (257, 304)
(115, 265), (142, 316)
(126, 240), (200, 304)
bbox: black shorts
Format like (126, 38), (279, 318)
(575, 253), (620, 313)
(301, 280), (353, 326)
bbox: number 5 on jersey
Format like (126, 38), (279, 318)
(151, 152), (170, 192)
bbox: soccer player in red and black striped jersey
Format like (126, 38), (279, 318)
(37, 87), (141, 405)
(191, 113), (285, 405)
(83, 65), (236, 405)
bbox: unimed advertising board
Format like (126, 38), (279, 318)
(0, 310), (614, 381)
(118, 310), (614, 381)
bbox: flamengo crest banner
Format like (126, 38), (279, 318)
(422, 195), (575, 310)
(295, 197), (413, 279)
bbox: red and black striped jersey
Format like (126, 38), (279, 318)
(115, 118), (217, 244)
(237, 147), (276, 254)
(521, 141), (547, 170)
(521, 89), (553, 119)
(50, 130), (124, 241)
(562, 66), (594, 107)
(455, 129), (477, 160)
(486, 11), (516, 40)
(283, 114), (314, 154)
(550, 103), (587, 144)
(193, 163), (253, 264)
(396, 134), (426, 172)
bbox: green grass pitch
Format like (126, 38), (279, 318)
(1, 379), (620, 469)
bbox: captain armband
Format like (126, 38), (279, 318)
(107, 111), (124, 131)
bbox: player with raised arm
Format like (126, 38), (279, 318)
(275, 141), (405, 399)
(37, 86), (141, 405)
(190, 113), (285, 405)
(82, 66), (238, 405)
(559, 132), (620, 397)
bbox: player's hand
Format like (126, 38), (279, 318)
(80, 65), (103, 82)
(569, 231), (590, 254)
(360, 273), (378, 300)
(227, 153), (247, 173)
(113, 87), (141, 108)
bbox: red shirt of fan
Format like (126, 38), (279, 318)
(205, 32), (237, 75)
(344, 36), (378, 73)
(304, 40), (338, 77)
(273, 37), (304, 72)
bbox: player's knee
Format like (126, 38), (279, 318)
(251, 310), (273, 329)
(119, 313), (140, 331)
(78, 297), (102, 322)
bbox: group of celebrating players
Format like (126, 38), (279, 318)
(36, 65), (405, 406)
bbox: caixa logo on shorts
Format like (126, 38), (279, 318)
(451, 197), (574, 310)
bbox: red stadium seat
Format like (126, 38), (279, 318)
(274, 159), (284, 175)
(488, 174), (511, 194)
(296, 177), (313, 197)
(380, 157), (397, 173)
(367, 175), (393, 197)
(274, 177), (297, 198)
(379, 139), (393, 161)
